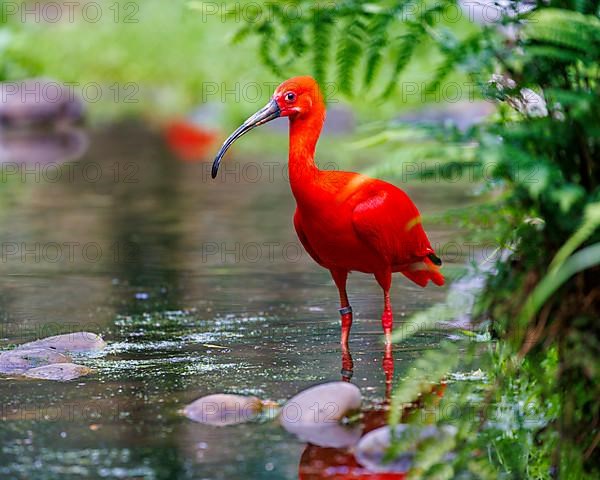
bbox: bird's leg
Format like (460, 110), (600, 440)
(375, 270), (393, 345)
(374, 270), (394, 399)
(331, 269), (353, 381)
(331, 269), (352, 344)
(378, 273), (394, 399)
(382, 290), (393, 345)
(341, 343), (354, 383)
(383, 341), (394, 403)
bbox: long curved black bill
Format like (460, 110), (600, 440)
(212, 99), (281, 179)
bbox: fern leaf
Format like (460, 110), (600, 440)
(312, 7), (334, 89)
(336, 18), (365, 95)
(258, 22), (284, 77)
(524, 9), (600, 54)
(382, 26), (423, 98)
(364, 13), (392, 87)
(388, 342), (459, 427)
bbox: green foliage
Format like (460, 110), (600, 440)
(232, 0), (474, 97)
(239, 0), (600, 477)
(549, 202), (600, 273)
(388, 342), (459, 428)
(518, 242), (600, 332)
(1, 0), (596, 476)
(0, 1), (282, 120)
(336, 17), (366, 94)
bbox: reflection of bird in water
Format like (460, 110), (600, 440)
(300, 344), (446, 479)
(341, 341), (394, 403)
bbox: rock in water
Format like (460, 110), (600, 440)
(184, 394), (263, 426)
(0, 78), (84, 128)
(280, 382), (362, 448)
(0, 348), (71, 374)
(17, 332), (106, 353)
(287, 421), (362, 448)
(355, 424), (457, 472)
(23, 363), (91, 381)
(281, 381), (361, 424)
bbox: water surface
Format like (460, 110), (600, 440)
(0, 123), (475, 479)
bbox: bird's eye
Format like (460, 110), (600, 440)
(285, 92), (296, 103)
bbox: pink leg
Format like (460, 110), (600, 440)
(331, 269), (353, 380)
(376, 271), (394, 397)
(331, 269), (352, 345)
(341, 343), (354, 382)
(383, 341), (394, 403)
(375, 270), (393, 345)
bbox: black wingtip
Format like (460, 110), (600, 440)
(428, 253), (442, 266)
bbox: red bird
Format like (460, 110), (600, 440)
(212, 76), (444, 347)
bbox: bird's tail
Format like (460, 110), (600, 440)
(401, 254), (445, 287)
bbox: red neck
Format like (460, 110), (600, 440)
(288, 105), (325, 202)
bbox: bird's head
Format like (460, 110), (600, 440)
(272, 76), (324, 119)
(211, 76), (324, 178)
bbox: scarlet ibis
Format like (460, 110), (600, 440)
(212, 76), (444, 347)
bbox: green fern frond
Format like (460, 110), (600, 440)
(231, 24), (253, 45)
(364, 13), (392, 87)
(336, 18), (366, 95)
(525, 45), (586, 64)
(286, 22), (308, 57)
(258, 22), (284, 77)
(524, 9), (600, 55)
(312, 7), (334, 89)
(388, 342), (460, 428)
(382, 26), (423, 98)
(426, 55), (461, 96)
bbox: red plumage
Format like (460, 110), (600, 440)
(212, 76), (444, 346)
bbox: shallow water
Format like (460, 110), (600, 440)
(0, 123), (475, 479)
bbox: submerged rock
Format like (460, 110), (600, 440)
(0, 348), (71, 374)
(17, 332), (106, 353)
(281, 382), (362, 424)
(23, 363), (92, 381)
(280, 382), (362, 448)
(355, 424), (457, 472)
(286, 421), (362, 449)
(184, 394), (263, 426)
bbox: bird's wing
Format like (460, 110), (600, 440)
(351, 187), (428, 262)
(293, 209), (326, 267)
(351, 185), (444, 286)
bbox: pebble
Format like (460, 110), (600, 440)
(184, 394), (262, 426)
(279, 382), (363, 448)
(17, 332), (106, 353)
(23, 363), (92, 381)
(0, 348), (71, 374)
